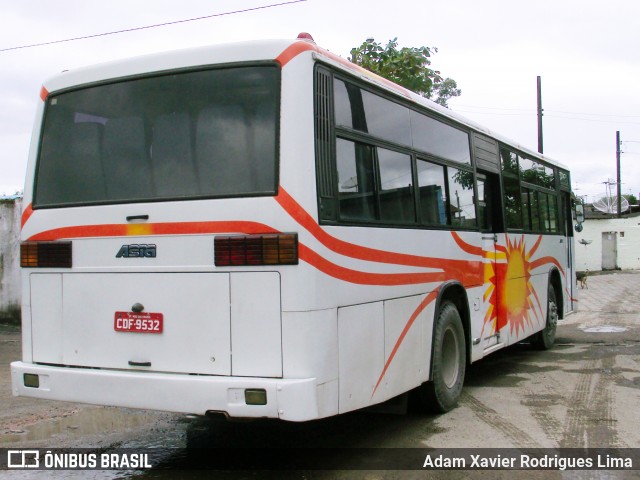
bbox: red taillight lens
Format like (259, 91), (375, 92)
(20, 241), (72, 268)
(215, 234), (298, 266)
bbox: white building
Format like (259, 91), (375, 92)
(574, 211), (640, 272)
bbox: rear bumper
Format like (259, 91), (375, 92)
(10, 362), (319, 422)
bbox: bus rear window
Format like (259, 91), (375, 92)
(34, 65), (279, 207)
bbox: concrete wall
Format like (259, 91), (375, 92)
(0, 197), (21, 320)
(574, 216), (640, 272)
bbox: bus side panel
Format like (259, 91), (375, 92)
(380, 295), (431, 400)
(61, 273), (232, 375)
(338, 302), (384, 413)
(333, 294), (436, 414)
(496, 234), (567, 347)
(230, 272), (282, 377)
(31, 274), (63, 364)
(282, 309), (339, 418)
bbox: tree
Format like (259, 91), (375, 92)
(623, 193), (638, 206)
(349, 37), (461, 107)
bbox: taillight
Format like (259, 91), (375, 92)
(214, 233), (298, 266)
(20, 241), (72, 268)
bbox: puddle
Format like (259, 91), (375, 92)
(578, 325), (629, 333)
(0, 407), (161, 446)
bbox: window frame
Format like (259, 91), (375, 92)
(33, 61), (282, 209)
(317, 66), (477, 231)
(499, 145), (562, 235)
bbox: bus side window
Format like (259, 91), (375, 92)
(416, 159), (447, 226)
(447, 166), (476, 228)
(378, 148), (415, 224)
(336, 138), (376, 222)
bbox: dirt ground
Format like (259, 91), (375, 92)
(1, 271), (639, 477)
(0, 323), (182, 450)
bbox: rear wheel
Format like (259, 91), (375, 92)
(533, 283), (558, 350)
(414, 301), (466, 413)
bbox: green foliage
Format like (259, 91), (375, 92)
(349, 38), (461, 107)
(623, 193), (638, 205)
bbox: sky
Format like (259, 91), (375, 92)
(2, 0), (640, 204)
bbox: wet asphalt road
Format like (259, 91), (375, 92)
(1, 271), (639, 478)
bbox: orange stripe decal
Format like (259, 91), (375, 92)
(526, 235), (543, 260)
(372, 289), (439, 397)
(21, 203), (34, 228)
(27, 221), (277, 242)
(275, 41), (316, 67)
(299, 245), (448, 286)
(451, 231), (484, 257)
(40, 86), (49, 102)
(276, 187), (483, 286)
(529, 255), (565, 275)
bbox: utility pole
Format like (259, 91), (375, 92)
(537, 76), (543, 154)
(616, 130), (622, 218)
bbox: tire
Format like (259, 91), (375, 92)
(414, 301), (466, 413)
(533, 283), (558, 350)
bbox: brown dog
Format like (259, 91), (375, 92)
(576, 270), (588, 289)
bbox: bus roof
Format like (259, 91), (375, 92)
(41, 35), (568, 171)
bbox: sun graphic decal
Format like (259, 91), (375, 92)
(495, 236), (540, 337)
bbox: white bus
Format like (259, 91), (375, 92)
(12, 34), (578, 421)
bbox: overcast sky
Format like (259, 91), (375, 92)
(2, 0), (640, 204)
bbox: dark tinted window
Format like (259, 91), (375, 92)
(35, 66), (279, 207)
(334, 78), (412, 146)
(362, 90), (411, 146)
(378, 148), (414, 223)
(334, 79), (357, 129)
(500, 148), (519, 176)
(503, 175), (523, 229)
(336, 138), (376, 221)
(411, 111), (471, 164)
(448, 167), (476, 227)
(416, 159), (447, 225)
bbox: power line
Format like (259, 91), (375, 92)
(0, 0), (307, 53)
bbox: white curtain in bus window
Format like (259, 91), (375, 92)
(416, 159), (447, 225)
(336, 138), (376, 221)
(377, 148), (415, 223)
(447, 167), (476, 227)
(410, 111), (471, 165)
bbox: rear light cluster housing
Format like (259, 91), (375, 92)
(20, 241), (72, 268)
(215, 233), (298, 266)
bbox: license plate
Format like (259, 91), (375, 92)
(114, 312), (163, 333)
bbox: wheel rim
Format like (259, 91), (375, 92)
(547, 299), (558, 333)
(441, 325), (460, 389)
